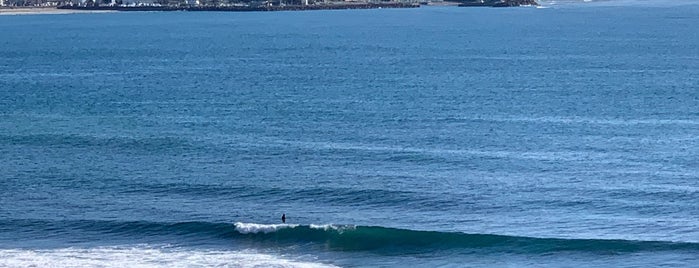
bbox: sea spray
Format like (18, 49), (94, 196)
(234, 222), (300, 234)
(0, 247), (339, 268)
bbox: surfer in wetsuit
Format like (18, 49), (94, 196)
(281, 214), (286, 223)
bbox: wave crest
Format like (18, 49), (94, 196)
(234, 222), (299, 234)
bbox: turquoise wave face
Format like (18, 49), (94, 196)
(5, 220), (698, 254)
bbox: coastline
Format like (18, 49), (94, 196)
(1, 0), (535, 15)
(0, 7), (115, 15)
(56, 3), (420, 13)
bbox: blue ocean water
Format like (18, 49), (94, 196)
(1, 1), (698, 267)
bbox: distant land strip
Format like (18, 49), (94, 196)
(1, 0), (538, 14)
(57, 2), (421, 12)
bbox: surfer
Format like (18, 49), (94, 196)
(281, 213), (286, 223)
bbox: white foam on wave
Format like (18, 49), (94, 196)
(234, 222), (299, 234)
(309, 224), (356, 232)
(0, 246), (339, 268)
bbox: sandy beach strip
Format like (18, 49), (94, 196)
(0, 7), (116, 15)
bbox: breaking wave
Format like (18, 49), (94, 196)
(0, 246), (338, 268)
(4, 219), (698, 253)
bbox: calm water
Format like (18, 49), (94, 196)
(1, 1), (698, 267)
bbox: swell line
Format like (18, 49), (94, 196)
(3, 219), (697, 253)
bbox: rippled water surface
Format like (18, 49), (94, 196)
(1, 3), (698, 267)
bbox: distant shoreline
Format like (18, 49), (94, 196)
(0, 7), (115, 15)
(0, 1), (534, 15)
(56, 3), (420, 13)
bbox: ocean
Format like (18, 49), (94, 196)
(1, 1), (698, 267)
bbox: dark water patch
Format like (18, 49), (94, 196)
(0, 134), (196, 154)
(283, 187), (463, 211)
(118, 182), (256, 197)
(115, 182), (462, 212)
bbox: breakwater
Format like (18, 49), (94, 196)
(57, 3), (420, 12)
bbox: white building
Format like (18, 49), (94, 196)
(122, 0), (156, 5)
